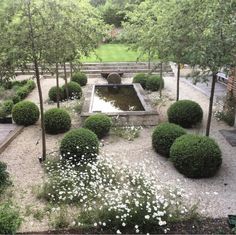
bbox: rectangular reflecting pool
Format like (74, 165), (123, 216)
(81, 83), (159, 126)
(91, 85), (145, 112)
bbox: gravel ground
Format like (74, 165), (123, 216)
(0, 74), (235, 232)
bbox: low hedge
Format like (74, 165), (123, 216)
(132, 73), (148, 89)
(170, 134), (222, 178)
(146, 75), (164, 91)
(12, 101), (39, 126)
(0, 100), (14, 118)
(84, 114), (112, 139)
(167, 100), (203, 128)
(62, 81), (82, 99)
(60, 128), (99, 162)
(71, 72), (88, 86)
(0, 161), (10, 192)
(152, 123), (186, 157)
(48, 86), (64, 102)
(44, 108), (71, 134)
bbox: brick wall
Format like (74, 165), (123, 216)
(227, 67), (236, 97)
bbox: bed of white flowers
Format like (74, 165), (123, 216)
(111, 125), (142, 141)
(39, 152), (196, 234)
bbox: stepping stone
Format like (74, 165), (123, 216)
(219, 129), (236, 147)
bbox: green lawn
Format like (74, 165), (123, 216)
(81, 44), (149, 62)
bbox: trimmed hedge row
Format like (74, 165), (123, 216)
(132, 73), (164, 91)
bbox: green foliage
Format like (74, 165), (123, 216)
(107, 73), (121, 84)
(132, 73), (148, 89)
(48, 86), (64, 102)
(0, 202), (21, 234)
(146, 75), (164, 91)
(12, 95), (20, 104)
(12, 101), (39, 126)
(62, 81), (82, 99)
(2, 100), (14, 114)
(84, 114), (112, 139)
(71, 72), (87, 86)
(167, 100), (203, 128)
(15, 80), (36, 100)
(60, 128), (99, 162)
(44, 108), (71, 135)
(170, 134), (222, 178)
(152, 123), (186, 157)
(0, 161), (10, 193)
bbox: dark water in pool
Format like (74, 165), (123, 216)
(92, 85), (145, 112)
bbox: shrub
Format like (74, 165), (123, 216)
(48, 86), (64, 102)
(2, 100), (14, 115)
(12, 95), (21, 104)
(167, 100), (203, 128)
(0, 202), (22, 234)
(84, 114), (112, 139)
(12, 101), (39, 126)
(152, 123), (186, 157)
(170, 134), (222, 178)
(107, 73), (121, 84)
(16, 86), (28, 100)
(0, 161), (10, 192)
(132, 73), (148, 89)
(146, 75), (164, 91)
(71, 72), (87, 86)
(44, 108), (71, 134)
(25, 80), (36, 91)
(62, 81), (82, 99)
(60, 128), (99, 162)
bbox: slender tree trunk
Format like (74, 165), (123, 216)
(206, 72), (217, 136)
(148, 50), (151, 71)
(159, 62), (163, 98)
(27, 1), (46, 162)
(64, 62), (69, 100)
(70, 61), (73, 79)
(176, 63), (180, 101)
(56, 62), (60, 108)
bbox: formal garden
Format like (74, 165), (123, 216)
(0, 0), (236, 234)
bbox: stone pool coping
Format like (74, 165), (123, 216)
(81, 83), (159, 126)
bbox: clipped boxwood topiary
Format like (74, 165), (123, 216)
(146, 75), (164, 91)
(0, 161), (10, 192)
(12, 101), (39, 126)
(2, 100), (14, 115)
(62, 81), (82, 99)
(71, 72), (88, 86)
(84, 114), (112, 139)
(60, 128), (99, 162)
(48, 86), (64, 102)
(170, 134), (222, 178)
(132, 73), (148, 89)
(167, 100), (203, 128)
(107, 73), (121, 84)
(152, 123), (186, 157)
(44, 108), (71, 134)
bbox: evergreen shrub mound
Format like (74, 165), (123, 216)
(71, 72), (88, 86)
(48, 86), (64, 102)
(152, 123), (186, 157)
(60, 128), (99, 162)
(0, 161), (10, 192)
(2, 100), (14, 114)
(170, 134), (222, 178)
(12, 95), (21, 104)
(12, 101), (39, 126)
(62, 81), (82, 99)
(84, 114), (112, 139)
(0, 202), (21, 234)
(167, 100), (203, 128)
(132, 73), (148, 89)
(44, 108), (71, 134)
(107, 73), (121, 84)
(145, 75), (164, 91)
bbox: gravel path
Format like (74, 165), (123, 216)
(0, 74), (235, 232)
